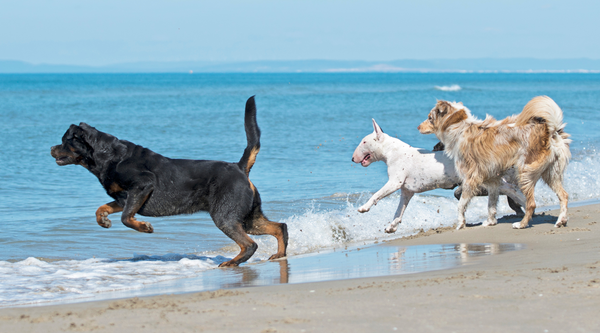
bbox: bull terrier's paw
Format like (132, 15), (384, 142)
(385, 225), (398, 234)
(512, 221), (527, 229)
(456, 222), (466, 230)
(482, 218), (497, 227)
(97, 212), (112, 228)
(358, 205), (371, 213)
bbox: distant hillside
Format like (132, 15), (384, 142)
(1, 59), (600, 73)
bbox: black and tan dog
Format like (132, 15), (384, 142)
(50, 96), (288, 267)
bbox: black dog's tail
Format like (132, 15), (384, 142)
(238, 96), (261, 177)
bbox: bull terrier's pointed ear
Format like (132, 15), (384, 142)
(458, 102), (463, 105)
(372, 118), (384, 141)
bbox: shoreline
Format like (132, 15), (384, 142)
(1, 204), (599, 332)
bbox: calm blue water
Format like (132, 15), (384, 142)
(1, 73), (599, 306)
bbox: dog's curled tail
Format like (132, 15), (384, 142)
(516, 96), (565, 135)
(238, 96), (261, 177)
(517, 95), (572, 161)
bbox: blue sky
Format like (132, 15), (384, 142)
(1, 0), (598, 66)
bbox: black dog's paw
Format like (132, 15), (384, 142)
(138, 221), (154, 233)
(268, 253), (286, 261)
(97, 212), (112, 228)
(124, 217), (154, 233)
(218, 260), (240, 268)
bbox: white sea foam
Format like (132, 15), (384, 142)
(434, 84), (462, 91)
(251, 191), (518, 260)
(0, 255), (219, 307)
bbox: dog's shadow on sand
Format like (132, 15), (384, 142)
(468, 212), (559, 228)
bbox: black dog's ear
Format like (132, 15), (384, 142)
(65, 124), (82, 140)
(78, 122), (95, 133)
(77, 123), (99, 140)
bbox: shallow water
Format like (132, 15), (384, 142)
(0, 73), (598, 306)
(3, 243), (524, 308)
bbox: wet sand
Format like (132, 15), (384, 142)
(1, 204), (600, 332)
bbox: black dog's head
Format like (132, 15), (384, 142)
(51, 123), (98, 168)
(51, 123), (128, 171)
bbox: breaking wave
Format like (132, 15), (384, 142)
(434, 84), (462, 91)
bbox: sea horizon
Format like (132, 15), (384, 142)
(2, 58), (600, 74)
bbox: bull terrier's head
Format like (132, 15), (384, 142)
(352, 119), (386, 167)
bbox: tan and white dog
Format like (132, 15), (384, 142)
(352, 119), (526, 233)
(418, 96), (571, 229)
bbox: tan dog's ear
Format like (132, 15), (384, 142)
(372, 118), (384, 141)
(437, 101), (452, 118)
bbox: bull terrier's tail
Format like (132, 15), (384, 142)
(238, 96), (261, 177)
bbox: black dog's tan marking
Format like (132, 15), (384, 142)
(51, 96), (287, 267)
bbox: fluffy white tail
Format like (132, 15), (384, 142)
(516, 96), (564, 135)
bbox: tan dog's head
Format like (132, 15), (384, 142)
(418, 100), (469, 136)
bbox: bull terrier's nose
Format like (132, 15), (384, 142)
(351, 157), (355, 162)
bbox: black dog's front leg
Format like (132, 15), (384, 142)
(121, 184), (154, 233)
(95, 201), (123, 228)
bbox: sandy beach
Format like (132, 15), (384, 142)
(1, 204), (599, 332)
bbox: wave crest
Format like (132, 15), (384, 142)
(434, 84), (461, 91)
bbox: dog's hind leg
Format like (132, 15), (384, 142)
(217, 222), (259, 267)
(95, 201), (123, 228)
(120, 184), (154, 233)
(385, 189), (414, 234)
(542, 170), (569, 227)
(499, 179), (526, 215)
(513, 168), (542, 229)
(246, 211), (288, 260)
(507, 197), (525, 215)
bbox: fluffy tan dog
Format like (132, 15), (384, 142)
(418, 96), (571, 229)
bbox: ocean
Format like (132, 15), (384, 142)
(1, 73), (599, 307)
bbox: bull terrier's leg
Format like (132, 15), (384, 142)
(358, 180), (403, 213)
(385, 189), (414, 233)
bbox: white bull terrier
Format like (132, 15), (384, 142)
(352, 119), (526, 233)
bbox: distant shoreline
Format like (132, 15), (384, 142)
(1, 70), (599, 75)
(2, 58), (600, 74)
